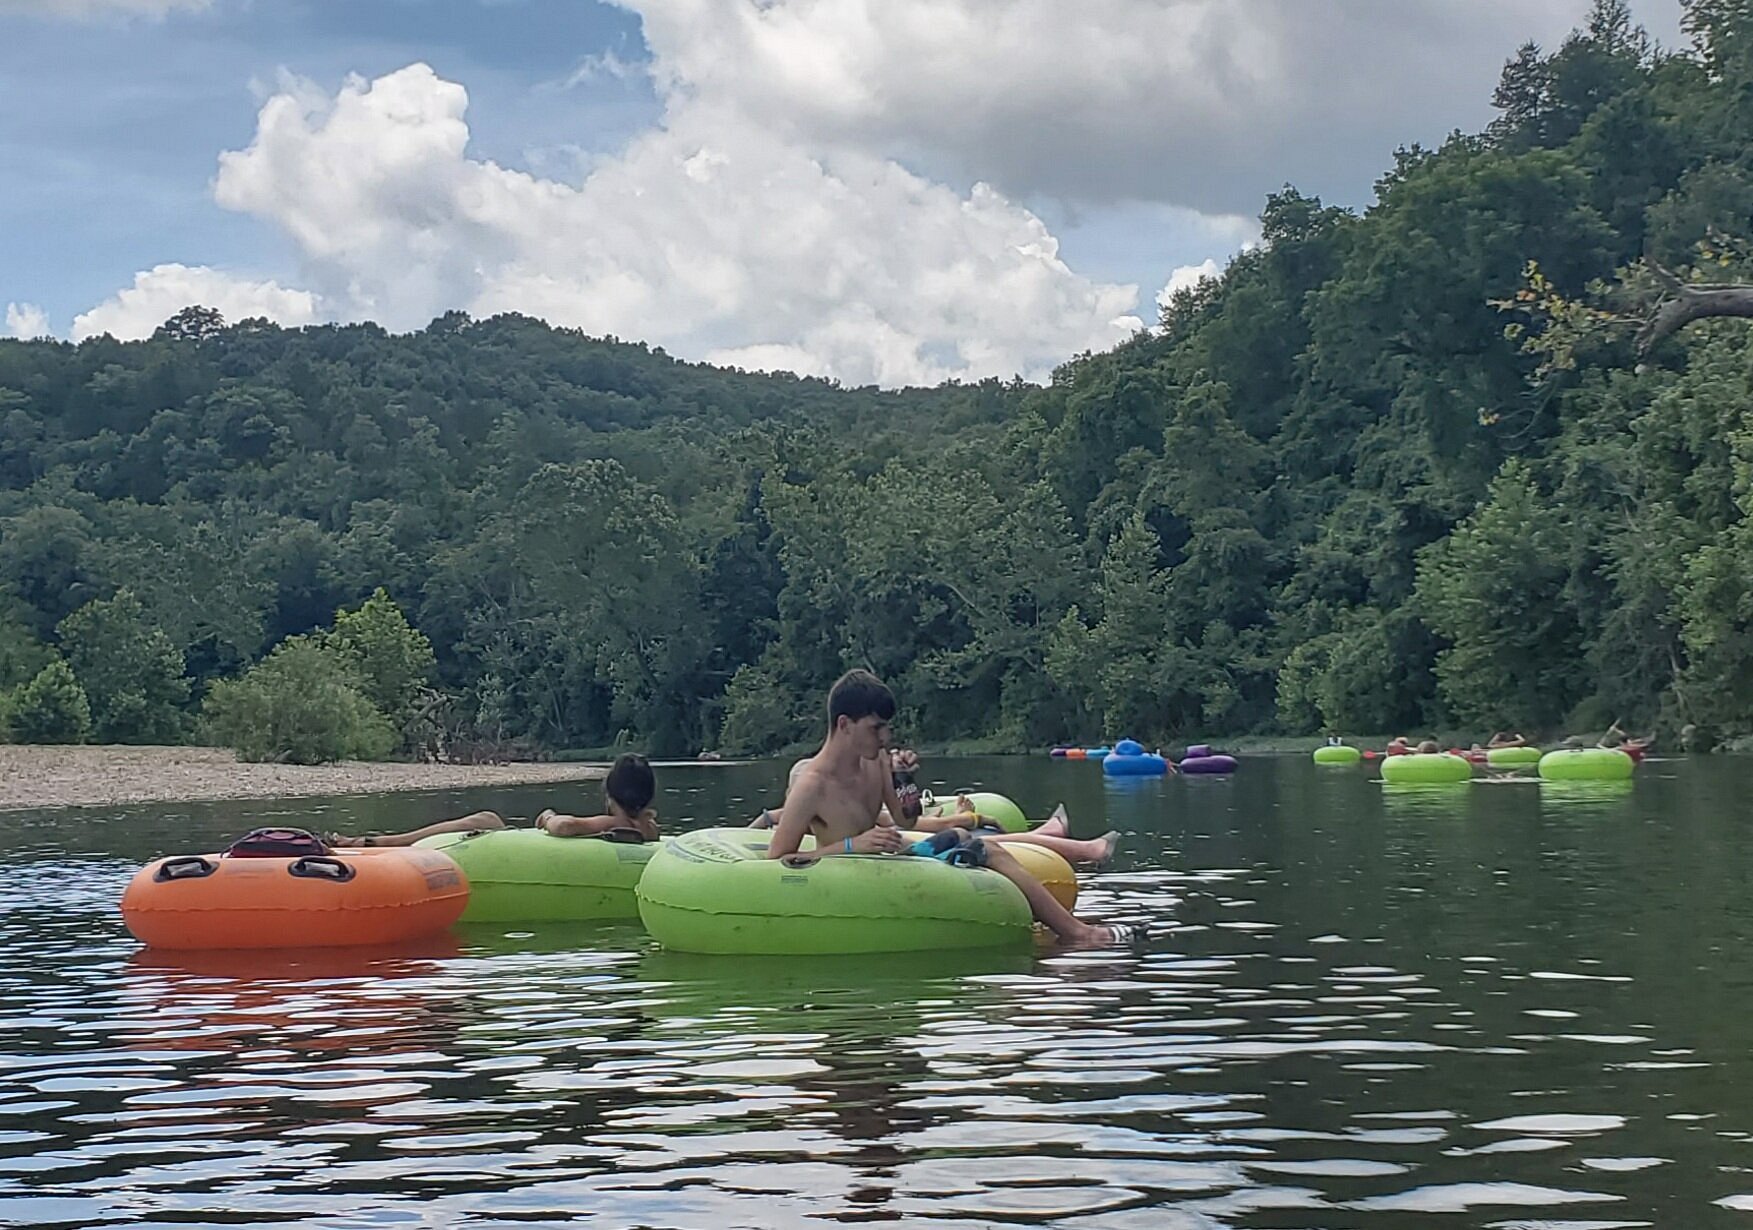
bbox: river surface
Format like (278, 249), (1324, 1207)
(1, 753), (1751, 1228)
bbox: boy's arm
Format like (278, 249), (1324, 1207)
(767, 780), (822, 860)
(767, 779), (897, 860)
(536, 812), (619, 837)
(877, 751), (908, 833)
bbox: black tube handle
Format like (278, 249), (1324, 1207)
(154, 856), (216, 882)
(288, 856), (356, 882)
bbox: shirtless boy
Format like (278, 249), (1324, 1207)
(753, 756), (1118, 864)
(766, 669), (1130, 945)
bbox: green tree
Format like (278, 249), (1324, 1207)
(93, 504), (270, 682)
(717, 658), (812, 754)
(0, 602), (52, 693)
(325, 587), (436, 735)
(1046, 515), (1211, 738)
(7, 658), (92, 744)
(431, 460), (705, 753)
(3, 0), (1752, 752)
(1276, 609), (1438, 734)
(1490, 41), (1556, 149)
(1414, 462), (1587, 727)
(0, 506), (103, 637)
(152, 305), (227, 344)
(57, 589), (189, 743)
(1684, 0), (1753, 85)
(202, 637), (395, 764)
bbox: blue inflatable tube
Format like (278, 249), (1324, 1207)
(1103, 738), (1168, 777)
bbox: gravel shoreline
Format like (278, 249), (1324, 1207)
(0, 745), (607, 814)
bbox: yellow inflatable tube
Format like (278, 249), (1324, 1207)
(902, 831), (1077, 911)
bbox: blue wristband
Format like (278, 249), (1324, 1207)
(844, 836), (853, 853)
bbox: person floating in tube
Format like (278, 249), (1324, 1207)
(763, 669), (1136, 945)
(1598, 721), (1655, 762)
(750, 739), (1117, 865)
(324, 753), (659, 846)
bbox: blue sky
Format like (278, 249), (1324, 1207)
(0, 0), (1686, 386)
(2, 0), (655, 330)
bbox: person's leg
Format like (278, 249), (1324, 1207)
(909, 793), (978, 833)
(922, 801), (1073, 838)
(980, 843), (1116, 944)
(911, 812), (962, 834)
(905, 827), (966, 858)
(1032, 805), (1070, 837)
(327, 810), (504, 848)
(986, 830), (1119, 865)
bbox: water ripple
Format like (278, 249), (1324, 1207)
(0, 760), (1746, 1226)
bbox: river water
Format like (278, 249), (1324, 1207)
(1, 753), (1750, 1227)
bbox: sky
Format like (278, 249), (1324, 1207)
(0, 0), (1687, 387)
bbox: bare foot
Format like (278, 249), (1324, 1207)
(1047, 831), (1121, 864)
(1063, 921), (1147, 947)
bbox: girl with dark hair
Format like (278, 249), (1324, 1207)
(536, 753), (659, 841)
(323, 753), (658, 847)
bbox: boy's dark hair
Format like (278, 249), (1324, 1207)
(828, 669), (895, 726)
(605, 753), (656, 813)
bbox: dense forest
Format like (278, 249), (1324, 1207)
(4, 0), (1753, 759)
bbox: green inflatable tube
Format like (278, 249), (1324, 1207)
(918, 791), (1029, 833)
(636, 827), (1033, 954)
(1380, 753), (1472, 784)
(416, 829), (657, 922)
(1486, 746), (1542, 767)
(1538, 748), (1635, 781)
(1313, 745), (1361, 766)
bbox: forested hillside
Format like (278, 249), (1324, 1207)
(5, 0), (1753, 757)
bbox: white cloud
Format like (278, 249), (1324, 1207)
(23, 0), (1691, 387)
(0, 0), (210, 17)
(5, 302), (52, 339)
(615, 0), (1614, 215)
(560, 50), (641, 90)
(71, 263), (319, 341)
(1157, 259), (1223, 311)
(213, 64), (1139, 386)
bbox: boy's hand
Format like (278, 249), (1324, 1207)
(856, 826), (903, 854)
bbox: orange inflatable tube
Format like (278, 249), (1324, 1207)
(121, 846), (468, 950)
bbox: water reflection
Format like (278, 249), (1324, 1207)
(119, 936), (467, 1056)
(1540, 779), (1638, 814)
(1378, 781), (1477, 821)
(0, 756), (1748, 1225)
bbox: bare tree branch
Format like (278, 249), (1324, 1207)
(1638, 262), (1753, 353)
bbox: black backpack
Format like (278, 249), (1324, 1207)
(224, 827), (331, 858)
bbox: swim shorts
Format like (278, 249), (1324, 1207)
(905, 828), (988, 867)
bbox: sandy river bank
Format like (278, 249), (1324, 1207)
(0, 745), (607, 813)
